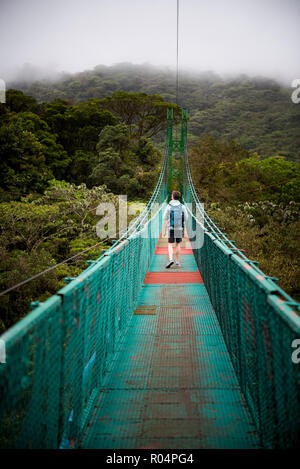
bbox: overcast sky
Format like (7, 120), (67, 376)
(0, 0), (299, 83)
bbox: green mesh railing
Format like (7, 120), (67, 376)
(181, 109), (300, 449)
(0, 121), (171, 449)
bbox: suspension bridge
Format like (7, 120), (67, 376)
(0, 110), (299, 449)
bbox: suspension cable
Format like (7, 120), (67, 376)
(176, 0), (179, 107)
(0, 240), (105, 297)
(182, 139), (300, 308)
(0, 135), (169, 297)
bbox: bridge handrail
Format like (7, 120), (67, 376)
(182, 112), (300, 449)
(183, 163), (300, 310)
(0, 122), (171, 449)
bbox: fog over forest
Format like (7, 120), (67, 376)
(0, 0), (300, 85)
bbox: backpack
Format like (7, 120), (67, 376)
(170, 203), (184, 236)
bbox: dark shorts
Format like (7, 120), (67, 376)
(168, 229), (182, 244)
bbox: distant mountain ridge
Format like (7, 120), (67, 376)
(8, 63), (300, 162)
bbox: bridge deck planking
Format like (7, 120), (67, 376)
(80, 234), (260, 449)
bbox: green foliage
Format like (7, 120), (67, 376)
(9, 111), (70, 179)
(190, 135), (300, 302)
(0, 90), (166, 197)
(0, 200), (64, 251)
(40, 99), (118, 156)
(5, 89), (38, 113)
(99, 91), (180, 138)
(89, 124), (161, 197)
(190, 136), (300, 203)
(207, 202), (300, 301)
(0, 181), (117, 332)
(68, 237), (104, 261)
(0, 118), (54, 195)
(15, 64), (300, 162)
(1, 70), (299, 334)
(228, 156), (300, 203)
(0, 248), (57, 334)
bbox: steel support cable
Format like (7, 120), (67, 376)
(176, 0), (179, 107)
(0, 170), (165, 297)
(0, 177), (167, 297)
(0, 240), (105, 297)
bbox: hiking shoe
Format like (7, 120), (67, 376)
(165, 259), (174, 269)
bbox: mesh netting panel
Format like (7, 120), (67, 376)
(183, 123), (300, 448)
(0, 123), (169, 448)
(191, 232), (300, 448)
(58, 207), (164, 447)
(0, 205), (165, 448)
(0, 296), (63, 448)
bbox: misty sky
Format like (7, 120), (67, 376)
(0, 0), (299, 83)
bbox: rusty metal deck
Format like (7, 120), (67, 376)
(80, 235), (260, 449)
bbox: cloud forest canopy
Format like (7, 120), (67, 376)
(0, 65), (299, 332)
(9, 63), (300, 163)
(0, 89), (180, 198)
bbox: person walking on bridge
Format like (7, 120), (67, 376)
(163, 190), (188, 268)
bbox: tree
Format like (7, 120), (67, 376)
(88, 124), (161, 198)
(96, 123), (130, 153)
(89, 124), (134, 193)
(41, 99), (118, 155)
(0, 200), (65, 251)
(99, 91), (181, 138)
(9, 112), (70, 179)
(190, 136), (300, 203)
(5, 89), (38, 113)
(0, 119), (53, 195)
(0, 180), (118, 333)
(41, 179), (119, 237)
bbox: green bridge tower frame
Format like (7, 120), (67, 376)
(166, 108), (188, 197)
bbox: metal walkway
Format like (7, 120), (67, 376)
(80, 234), (260, 449)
